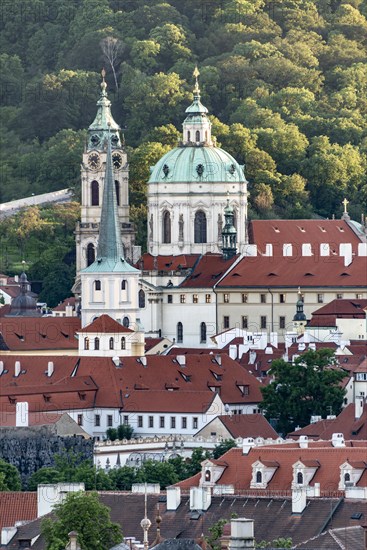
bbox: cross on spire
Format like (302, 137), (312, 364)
(342, 197), (349, 213)
(193, 66), (200, 94)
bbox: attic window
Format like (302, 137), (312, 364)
(319, 226), (326, 232)
(211, 370), (222, 381)
(351, 513), (363, 520)
(40, 333), (47, 339)
(43, 394), (51, 402)
(268, 272), (278, 277)
(340, 272), (350, 276)
(337, 226), (345, 232)
(273, 226), (280, 233)
(78, 392), (86, 401)
(179, 371), (191, 382)
(211, 272), (222, 279)
(304, 272), (314, 276)
(232, 273), (240, 276)
(8, 396), (16, 404)
(298, 226), (306, 232)
(14, 333), (24, 341)
(60, 331), (70, 338)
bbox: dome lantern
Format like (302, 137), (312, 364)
(182, 66), (213, 146)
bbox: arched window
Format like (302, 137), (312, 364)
(121, 337), (126, 350)
(84, 337), (89, 350)
(194, 211), (207, 243)
(177, 322), (183, 343)
(205, 470), (211, 481)
(195, 130), (200, 142)
(162, 211), (171, 244)
(91, 180), (99, 206)
(87, 243), (95, 266)
(123, 316), (129, 328)
(121, 280), (127, 290)
(256, 471), (262, 483)
(187, 130), (191, 141)
(94, 337), (100, 350)
(139, 289), (145, 308)
(200, 322), (207, 343)
(109, 337), (114, 350)
(115, 181), (120, 206)
(297, 472), (303, 485)
(344, 472), (350, 482)
(233, 209), (237, 229)
(94, 280), (101, 291)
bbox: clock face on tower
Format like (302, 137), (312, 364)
(112, 152), (123, 170)
(88, 152), (100, 170)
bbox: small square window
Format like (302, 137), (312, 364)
(242, 293), (248, 303)
(223, 293), (230, 303)
(279, 316), (286, 329)
(193, 294), (198, 303)
(107, 415), (113, 427)
(260, 294), (266, 303)
(149, 416), (154, 428)
(279, 294), (286, 303)
(138, 415), (143, 428)
(168, 294), (173, 303)
(160, 416), (165, 428)
(242, 316), (248, 329)
(180, 294), (186, 303)
(94, 414), (100, 427)
(205, 294), (211, 303)
(336, 293), (343, 299)
(317, 293), (324, 303)
(223, 316), (229, 329)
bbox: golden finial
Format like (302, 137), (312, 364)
(193, 65), (200, 94)
(101, 67), (106, 80)
(342, 197), (349, 213)
(101, 68), (107, 93)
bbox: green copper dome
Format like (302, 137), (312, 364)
(149, 145), (246, 184)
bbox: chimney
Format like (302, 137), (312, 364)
(292, 487), (307, 514)
(270, 332), (278, 348)
(66, 531), (81, 550)
(37, 483), (85, 517)
(16, 402), (29, 427)
(242, 437), (255, 455)
(331, 433), (345, 447)
(229, 345), (237, 360)
(228, 518), (255, 550)
(215, 354), (222, 366)
(0, 361), (3, 375)
(299, 435), (308, 449)
(314, 482), (320, 497)
(355, 394), (364, 419)
(15, 361), (21, 377)
(140, 356), (147, 367)
(47, 361), (54, 377)
(166, 486), (181, 510)
(190, 487), (211, 511)
(176, 355), (186, 367)
(340, 243), (352, 266)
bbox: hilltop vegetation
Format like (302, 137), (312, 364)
(1, 0), (367, 250)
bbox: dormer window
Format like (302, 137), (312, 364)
(205, 470), (211, 482)
(250, 460), (278, 489)
(344, 472), (350, 483)
(339, 461), (366, 490)
(200, 459), (227, 487)
(94, 337), (100, 350)
(297, 472), (304, 485)
(292, 460), (319, 489)
(256, 471), (262, 483)
(121, 280), (127, 290)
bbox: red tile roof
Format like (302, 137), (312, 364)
(0, 492), (37, 531)
(52, 297), (76, 312)
(288, 403), (367, 441)
(312, 299), (367, 317)
(78, 314), (132, 334)
(0, 411), (63, 427)
(180, 253), (239, 288)
(138, 254), (199, 271)
(218, 255), (367, 288)
(218, 414), (278, 439)
(248, 219), (363, 254)
(0, 285), (20, 298)
(0, 317), (80, 350)
(176, 441), (367, 495)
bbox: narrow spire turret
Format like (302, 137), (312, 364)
(182, 66), (212, 146)
(222, 199), (237, 260)
(88, 69), (121, 150)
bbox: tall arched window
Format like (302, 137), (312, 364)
(123, 316), (129, 328)
(177, 322), (183, 343)
(195, 130), (200, 142)
(121, 280), (127, 290)
(256, 471), (262, 483)
(87, 243), (95, 266)
(139, 289), (145, 308)
(344, 473), (350, 483)
(121, 337), (126, 350)
(200, 322), (207, 343)
(84, 337), (89, 350)
(162, 211), (171, 244)
(94, 337), (100, 350)
(91, 180), (99, 206)
(109, 337), (114, 350)
(115, 180), (120, 206)
(297, 472), (303, 485)
(94, 280), (101, 291)
(194, 211), (207, 243)
(187, 130), (191, 141)
(205, 470), (211, 481)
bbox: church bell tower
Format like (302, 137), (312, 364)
(75, 70), (135, 276)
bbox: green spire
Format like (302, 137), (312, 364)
(88, 69), (121, 150)
(222, 199), (237, 260)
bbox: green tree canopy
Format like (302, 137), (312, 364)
(0, 459), (21, 491)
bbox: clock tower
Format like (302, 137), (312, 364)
(75, 70), (135, 276)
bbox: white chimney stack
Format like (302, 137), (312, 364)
(47, 361), (54, 377)
(299, 435), (308, 449)
(229, 345), (237, 360)
(140, 356), (147, 367)
(189, 487), (211, 511)
(37, 483), (85, 518)
(292, 487), (307, 514)
(0, 361), (4, 375)
(355, 395), (365, 419)
(14, 361), (21, 377)
(332, 433), (345, 447)
(166, 486), (181, 510)
(176, 355), (186, 367)
(16, 402), (29, 427)
(242, 437), (255, 455)
(229, 518), (255, 550)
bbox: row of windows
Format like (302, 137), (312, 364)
(84, 337), (126, 350)
(137, 415), (198, 430)
(176, 322), (207, 343)
(163, 210), (207, 244)
(168, 294), (212, 304)
(91, 180), (120, 206)
(186, 130), (208, 142)
(225, 293), (364, 304)
(241, 316), (286, 329)
(94, 279), (128, 291)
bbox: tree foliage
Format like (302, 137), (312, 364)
(0, 459), (22, 491)
(259, 349), (346, 435)
(42, 491), (122, 550)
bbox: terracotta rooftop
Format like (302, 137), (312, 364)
(180, 253), (239, 288)
(218, 255), (367, 288)
(311, 298), (367, 317)
(0, 317), (80, 350)
(248, 219), (364, 254)
(78, 314), (133, 334)
(138, 254), (199, 272)
(52, 297), (76, 312)
(218, 413), (278, 439)
(0, 285), (20, 298)
(0, 492), (37, 531)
